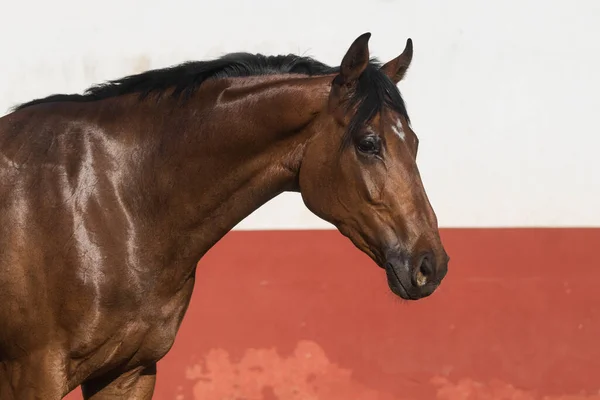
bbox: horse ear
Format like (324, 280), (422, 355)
(339, 32), (371, 83)
(381, 38), (413, 83)
(329, 33), (371, 116)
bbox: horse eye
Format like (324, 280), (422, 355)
(356, 135), (381, 155)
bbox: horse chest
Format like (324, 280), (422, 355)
(69, 277), (196, 378)
(135, 279), (196, 363)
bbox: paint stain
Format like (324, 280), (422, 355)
(183, 340), (599, 400)
(131, 55), (151, 74)
(431, 377), (600, 400)
(185, 340), (396, 400)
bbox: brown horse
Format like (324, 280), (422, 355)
(0, 33), (448, 399)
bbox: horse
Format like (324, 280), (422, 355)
(0, 32), (449, 399)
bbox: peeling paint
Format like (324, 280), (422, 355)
(185, 340), (397, 400)
(182, 341), (600, 400)
(431, 377), (600, 400)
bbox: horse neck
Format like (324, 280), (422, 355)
(130, 74), (331, 264)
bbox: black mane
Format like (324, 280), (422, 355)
(14, 53), (338, 111)
(13, 52), (410, 141)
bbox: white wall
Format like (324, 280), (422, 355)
(1, 0), (598, 228)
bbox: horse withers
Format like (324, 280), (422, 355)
(0, 33), (448, 399)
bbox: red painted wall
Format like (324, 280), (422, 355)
(65, 228), (599, 399)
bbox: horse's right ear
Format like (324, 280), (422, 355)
(329, 33), (371, 116)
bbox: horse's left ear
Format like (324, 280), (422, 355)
(381, 38), (413, 83)
(339, 32), (372, 83)
(329, 32), (372, 117)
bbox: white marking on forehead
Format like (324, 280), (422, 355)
(391, 118), (405, 141)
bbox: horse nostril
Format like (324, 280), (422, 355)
(415, 253), (434, 287)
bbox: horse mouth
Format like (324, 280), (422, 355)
(384, 264), (414, 300)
